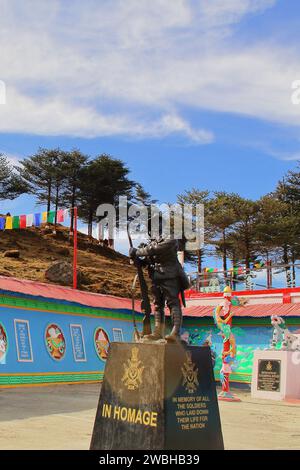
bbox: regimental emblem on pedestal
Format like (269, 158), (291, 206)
(266, 361), (272, 371)
(181, 351), (199, 394)
(122, 346), (145, 391)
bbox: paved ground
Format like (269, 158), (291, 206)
(0, 384), (299, 450)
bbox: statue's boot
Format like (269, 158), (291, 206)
(165, 328), (180, 342)
(144, 325), (163, 341)
(143, 310), (164, 341)
(165, 304), (182, 343)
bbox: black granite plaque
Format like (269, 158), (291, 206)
(257, 359), (281, 392)
(90, 342), (224, 450)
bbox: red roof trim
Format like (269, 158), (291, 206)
(183, 303), (300, 318)
(1, 276), (300, 319)
(0, 275), (142, 312)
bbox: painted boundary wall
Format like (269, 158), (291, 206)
(182, 317), (300, 384)
(0, 291), (142, 388)
(1, 290), (299, 387)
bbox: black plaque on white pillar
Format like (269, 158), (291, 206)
(257, 359), (281, 392)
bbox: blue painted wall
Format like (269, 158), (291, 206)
(1, 290), (299, 385)
(0, 302), (135, 374)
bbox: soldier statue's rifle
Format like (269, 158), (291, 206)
(127, 224), (152, 339)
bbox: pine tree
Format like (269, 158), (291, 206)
(208, 192), (239, 272)
(130, 183), (158, 239)
(78, 154), (135, 238)
(0, 154), (26, 200)
(273, 180), (300, 286)
(16, 148), (61, 211)
(59, 149), (88, 232)
(177, 189), (211, 272)
(229, 196), (258, 269)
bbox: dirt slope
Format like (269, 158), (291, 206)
(0, 224), (136, 298)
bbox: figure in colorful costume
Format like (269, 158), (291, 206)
(270, 315), (300, 351)
(213, 286), (246, 401)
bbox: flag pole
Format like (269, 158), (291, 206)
(73, 207), (78, 289)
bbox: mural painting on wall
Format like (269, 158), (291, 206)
(94, 327), (110, 361)
(181, 323), (300, 383)
(269, 315), (300, 351)
(0, 322), (8, 363)
(45, 323), (66, 361)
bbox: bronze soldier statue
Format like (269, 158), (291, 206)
(129, 236), (190, 342)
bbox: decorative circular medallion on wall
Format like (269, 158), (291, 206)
(45, 323), (66, 360)
(0, 322), (8, 362)
(94, 327), (110, 361)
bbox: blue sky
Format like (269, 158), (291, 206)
(0, 0), (300, 259)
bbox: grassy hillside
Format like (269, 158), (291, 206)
(0, 224), (136, 298)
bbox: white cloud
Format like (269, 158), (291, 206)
(199, 0), (276, 28)
(273, 152), (300, 161)
(0, 0), (296, 144)
(248, 143), (300, 161)
(0, 87), (213, 142)
(152, 114), (214, 144)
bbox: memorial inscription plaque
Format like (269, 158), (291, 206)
(257, 359), (281, 392)
(90, 342), (224, 450)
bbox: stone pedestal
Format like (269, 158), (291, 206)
(251, 350), (300, 401)
(90, 342), (224, 450)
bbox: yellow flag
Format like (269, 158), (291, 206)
(5, 216), (12, 229)
(42, 212), (48, 223)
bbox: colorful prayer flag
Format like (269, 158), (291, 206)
(20, 215), (26, 229)
(57, 209), (64, 223)
(47, 211), (56, 224)
(12, 216), (20, 229)
(34, 213), (41, 227)
(0, 208), (70, 230)
(5, 216), (12, 230)
(26, 214), (34, 227)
